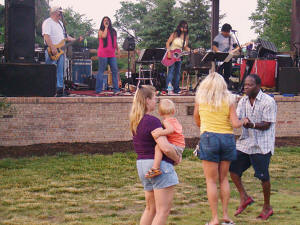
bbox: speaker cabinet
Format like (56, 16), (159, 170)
(4, 0), (35, 63)
(277, 67), (300, 94)
(0, 63), (57, 97)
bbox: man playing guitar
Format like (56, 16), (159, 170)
(212, 23), (240, 85)
(42, 6), (82, 96)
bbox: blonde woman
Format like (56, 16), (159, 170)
(193, 72), (247, 225)
(130, 85), (180, 225)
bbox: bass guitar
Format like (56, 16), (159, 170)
(47, 32), (90, 61)
(161, 48), (205, 67)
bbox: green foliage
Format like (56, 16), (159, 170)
(62, 7), (95, 39)
(179, 0), (211, 49)
(249, 0), (292, 51)
(0, 4), (4, 44)
(114, 0), (211, 50)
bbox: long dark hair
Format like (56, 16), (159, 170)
(99, 16), (117, 48)
(174, 20), (188, 50)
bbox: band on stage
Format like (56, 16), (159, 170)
(38, 6), (274, 97)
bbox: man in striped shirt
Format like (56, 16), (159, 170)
(230, 74), (277, 220)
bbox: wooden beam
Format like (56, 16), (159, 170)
(211, 0), (219, 48)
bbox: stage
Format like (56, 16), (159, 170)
(0, 95), (300, 146)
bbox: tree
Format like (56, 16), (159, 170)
(0, 4), (4, 43)
(179, 0), (211, 49)
(249, 0), (291, 50)
(113, 1), (148, 42)
(139, 0), (177, 48)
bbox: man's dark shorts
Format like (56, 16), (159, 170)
(229, 150), (272, 181)
(197, 132), (237, 162)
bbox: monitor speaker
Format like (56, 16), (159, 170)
(257, 39), (277, 58)
(277, 67), (300, 94)
(4, 0), (35, 63)
(0, 63), (57, 97)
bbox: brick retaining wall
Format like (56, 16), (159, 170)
(0, 95), (299, 146)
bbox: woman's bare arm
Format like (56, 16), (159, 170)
(229, 103), (245, 128)
(152, 128), (180, 163)
(193, 103), (201, 127)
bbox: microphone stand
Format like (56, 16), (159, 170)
(120, 28), (139, 92)
(231, 30), (243, 93)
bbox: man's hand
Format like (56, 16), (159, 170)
(243, 117), (253, 128)
(174, 155), (182, 165)
(50, 45), (58, 55)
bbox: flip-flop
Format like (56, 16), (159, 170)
(257, 208), (273, 220)
(234, 196), (254, 216)
(221, 221), (235, 225)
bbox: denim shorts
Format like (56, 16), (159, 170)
(197, 132), (237, 162)
(136, 159), (179, 191)
(229, 150), (272, 181)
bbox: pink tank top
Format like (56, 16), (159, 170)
(97, 31), (117, 58)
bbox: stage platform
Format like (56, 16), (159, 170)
(0, 94), (300, 146)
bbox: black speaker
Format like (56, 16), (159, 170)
(4, 0), (35, 63)
(257, 39), (277, 58)
(277, 67), (300, 94)
(0, 63), (57, 97)
(122, 37), (135, 51)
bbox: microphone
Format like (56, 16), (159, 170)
(231, 29), (237, 33)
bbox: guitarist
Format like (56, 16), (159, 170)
(212, 23), (240, 86)
(42, 6), (81, 96)
(165, 20), (190, 94)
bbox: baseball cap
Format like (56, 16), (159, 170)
(50, 6), (63, 13)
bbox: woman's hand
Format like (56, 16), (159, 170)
(174, 155), (182, 165)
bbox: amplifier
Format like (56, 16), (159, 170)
(71, 59), (92, 84)
(277, 67), (300, 94)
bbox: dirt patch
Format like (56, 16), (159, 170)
(0, 137), (299, 159)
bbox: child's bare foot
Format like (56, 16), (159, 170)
(145, 168), (162, 178)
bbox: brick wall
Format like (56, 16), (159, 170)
(0, 95), (299, 146)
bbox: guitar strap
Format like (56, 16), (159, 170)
(58, 20), (67, 39)
(182, 33), (186, 51)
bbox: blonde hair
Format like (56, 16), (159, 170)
(159, 99), (175, 116)
(195, 72), (234, 110)
(129, 85), (156, 135)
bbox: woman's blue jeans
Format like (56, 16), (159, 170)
(95, 57), (119, 93)
(165, 61), (182, 93)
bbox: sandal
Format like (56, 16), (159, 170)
(145, 168), (162, 178)
(221, 220), (235, 225)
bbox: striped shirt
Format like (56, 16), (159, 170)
(236, 90), (277, 155)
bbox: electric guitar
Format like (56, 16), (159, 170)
(47, 32), (90, 61)
(219, 42), (254, 65)
(161, 48), (205, 67)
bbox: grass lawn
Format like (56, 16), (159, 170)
(0, 147), (300, 225)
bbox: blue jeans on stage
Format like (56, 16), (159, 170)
(95, 57), (119, 93)
(45, 50), (64, 90)
(166, 61), (182, 93)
